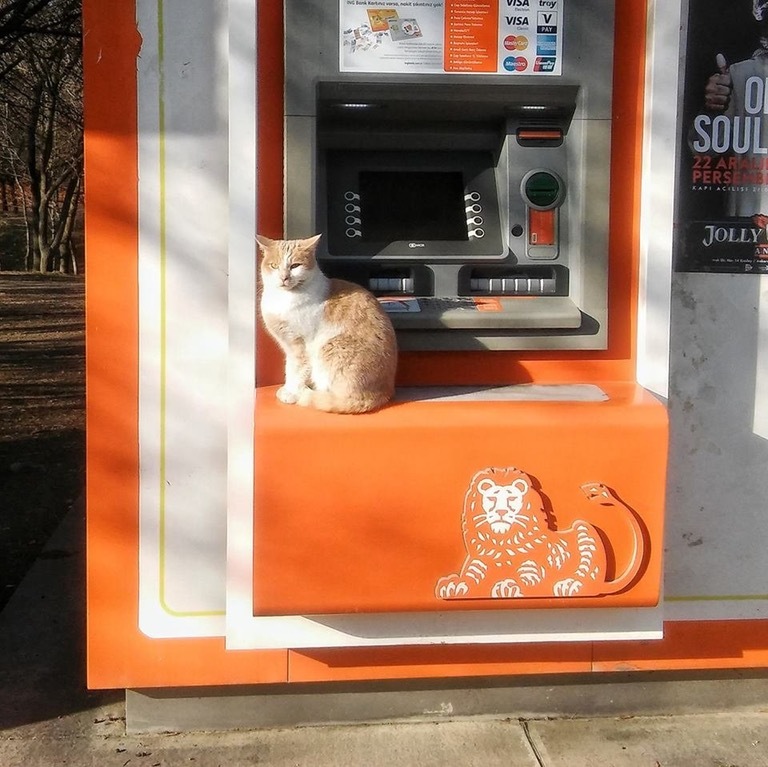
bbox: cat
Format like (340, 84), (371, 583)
(436, 467), (646, 600)
(256, 233), (397, 414)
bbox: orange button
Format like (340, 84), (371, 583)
(529, 208), (556, 245)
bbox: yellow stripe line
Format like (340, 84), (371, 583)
(155, 0), (225, 619)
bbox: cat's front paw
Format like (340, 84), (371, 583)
(276, 386), (299, 404)
(296, 387), (315, 408)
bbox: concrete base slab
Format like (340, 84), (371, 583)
(127, 670), (768, 733)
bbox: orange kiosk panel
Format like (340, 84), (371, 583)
(253, 383), (666, 617)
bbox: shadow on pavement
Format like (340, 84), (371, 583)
(0, 501), (121, 731)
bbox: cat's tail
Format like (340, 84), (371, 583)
(297, 388), (392, 414)
(581, 482), (646, 594)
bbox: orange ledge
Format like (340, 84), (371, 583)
(254, 382), (667, 616)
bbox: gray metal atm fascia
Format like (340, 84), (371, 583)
(284, 0), (616, 351)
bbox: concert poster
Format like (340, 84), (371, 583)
(676, 0), (768, 273)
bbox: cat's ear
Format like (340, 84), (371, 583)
(255, 234), (274, 254)
(303, 233), (322, 250)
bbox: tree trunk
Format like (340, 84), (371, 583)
(55, 172), (80, 273)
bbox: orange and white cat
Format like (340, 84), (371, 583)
(257, 234), (397, 414)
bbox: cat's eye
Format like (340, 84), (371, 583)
(289, 263), (301, 270)
(268, 262), (278, 269)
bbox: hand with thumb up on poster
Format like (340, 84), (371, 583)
(704, 53), (732, 112)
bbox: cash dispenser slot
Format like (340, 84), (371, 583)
(319, 263), (432, 297)
(369, 273), (414, 294)
(462, 266), (565, 296)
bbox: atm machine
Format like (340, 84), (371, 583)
(285, 0), (613, 350)
(251, 0), (667, 645)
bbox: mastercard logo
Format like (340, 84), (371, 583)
(504, 35), (529, 51)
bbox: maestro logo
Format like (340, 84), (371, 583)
(503, 56), (528, 72)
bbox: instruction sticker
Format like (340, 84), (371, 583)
(339, 0), (564, 76)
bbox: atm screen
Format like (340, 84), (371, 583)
(359, 171), (468, 242)
(321, 149), (503, 258)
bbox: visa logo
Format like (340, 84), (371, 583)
(506, 15), (529, 25)
(506, 0), (530, 7)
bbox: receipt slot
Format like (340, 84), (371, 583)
(285, 0), (615, 350)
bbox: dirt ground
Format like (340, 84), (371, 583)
(0, 273), (85, 611)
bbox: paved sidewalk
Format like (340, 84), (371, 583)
(3, 506), (768, 766)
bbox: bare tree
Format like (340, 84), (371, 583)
(0, 0), (82, 274)
(0, 0), (79, 44)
